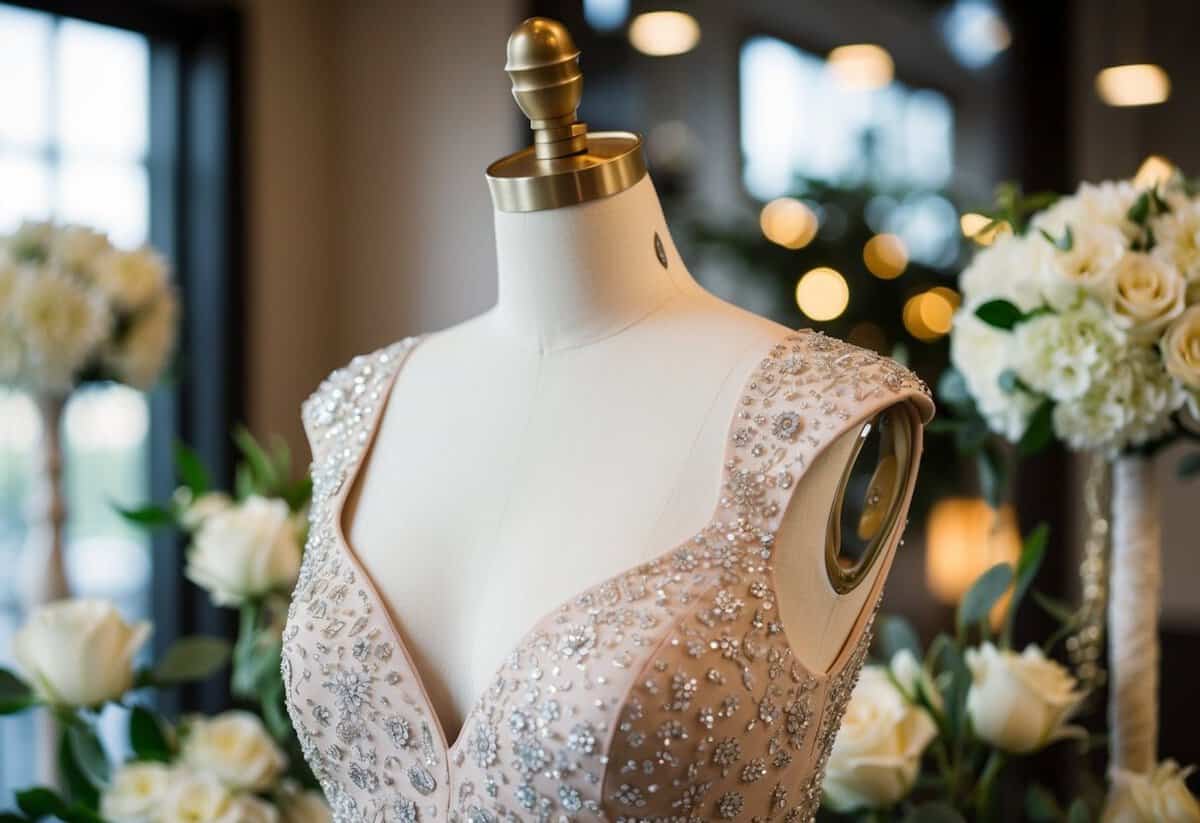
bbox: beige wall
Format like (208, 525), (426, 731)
(242, 0), (519, 457)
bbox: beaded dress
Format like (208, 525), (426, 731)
(281, 327), (934, 823)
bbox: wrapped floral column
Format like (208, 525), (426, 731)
(945, 177), (1200, 781)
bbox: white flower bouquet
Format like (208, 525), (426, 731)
(947, 179), (1200, 461)
(0, 431), (326, 823)
(0, 221), (178, 395)
(817, 526), (1200, 822)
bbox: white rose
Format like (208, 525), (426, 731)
(90, 247), (169, 312)
(1163, 305), (1200, 391)
(182, 710), (287, 791)
(174, 489), (235, 531)
(219, 794), (280, 823)
(104, 289), (178, 390)
(1034, 181), (1139, 240)
(279, 781), (331, 823)
(159, 771), (234, 823)
(822, 666), (937, 812)
(964, 642), (1086, 754)
(960, 233), (1057, 312)
(187, 496), (301, 606)
(1103, 760), (1200, 823)
(101, 762), (174, 823)
(889, 649), (944, 714)
(1013, 301), (1125, 403)
(1110, 252), (1186, 340)
(12, 598), (150, 707)
(14, 267), (111, 393)
(1047, 222), (1126, 303)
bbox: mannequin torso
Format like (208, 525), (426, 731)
(340, 175), (923, 745)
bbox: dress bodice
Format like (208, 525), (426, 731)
(281, 328), (933, 823)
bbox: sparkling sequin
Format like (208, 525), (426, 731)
(282, 329), (931, 822)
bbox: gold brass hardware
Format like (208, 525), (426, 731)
(487, 17), (647, 213)
(825, 403), (918, 594)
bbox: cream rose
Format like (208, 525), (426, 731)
(101, 762), (174, 823)
(219, 794), (280, 823)
(1103, 760), (1200, 823)
(1163, 305), (1200, 391)
(89, 247), (169, 312)
(158, 771), (234, 823)
(103, 289), (178, 390)
(12, 598), (150, 707)
(965, 642), (1086, 753)
(279, 781), (332, 823)
(187, 496), (301, 606)
(822, 666), (937, 811)
(182, 710), (287, 792)
(1110, 252), (1186, 340)
(889, 649), (945, 713)
(174, 489), (235, 531)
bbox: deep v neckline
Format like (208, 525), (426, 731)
(326, 328), (888, 761)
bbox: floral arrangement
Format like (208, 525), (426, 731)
(816, 526), (1200, 822)
(0, 432), (323, 823)
(0, 221), (178, 395)
(945, 178), (1200, 462)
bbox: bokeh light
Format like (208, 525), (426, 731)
(959, 212), (1009, 245)
(827, 44), (894, 91)
(903, 288), (959, 341)
(760, 197), (819, 249)
(796, 267), (850, 321)
(1095, 63), (1170, 107)
(1135, 155), (1175, 189)
(628, 11), (700, 57)
(863, 233), (908, 279)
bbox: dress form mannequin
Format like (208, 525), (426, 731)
(336, 21), (930, 748)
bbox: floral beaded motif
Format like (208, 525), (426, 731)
(281, 329), (931, 823)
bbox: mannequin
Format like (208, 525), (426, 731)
(335, 23), (930, 748)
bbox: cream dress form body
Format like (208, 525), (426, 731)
(342, 174), (919, 746)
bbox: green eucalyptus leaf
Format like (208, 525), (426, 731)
(129, 705), (172, 762)
(0, 668), (36, 714)
(997, 369), (1021, 394)
(234, 425), (282, 495)
(937, 368), (974, 414)
(115, 503), (177, 529)
(16, 787), (69, 819)
(57, 728), (98, 808)
(1018, 400), (1055, 456)
(150, 636), (232, 686)
(1039, 225), (1074, 251)
(957, 563), (1014, 635)
(1025, 784), (1061, 821)
(978, 442), (1009, 509)
(1128, 191), (1151, 225)
(876, 615), (922, 661)
(174, 442), (211, 496)
(65, 721), (110, 788)
(975, 299), (1025, 330)
(1003, 524), (1050, 644)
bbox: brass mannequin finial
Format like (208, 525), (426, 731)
(487, 17), (647, 213)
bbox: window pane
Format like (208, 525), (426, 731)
(57, 18), (148, 159)
(57, 157), (149, 247)
(0, 5), (52, 149)
(0, 150), (52, 233)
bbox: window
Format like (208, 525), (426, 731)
(740, 36), (959, 267)
(0, 3), (154, 800)
(0, 0), (244, 803)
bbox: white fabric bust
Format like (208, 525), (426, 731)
(339, 173), (922, 744)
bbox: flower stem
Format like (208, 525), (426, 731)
(972, 750), (1006, 821)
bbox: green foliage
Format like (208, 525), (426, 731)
(1018, 400), (1055, 456)
(1038, 225), (1074, 252)
(956, 562), (1013, 639)
(1002, 524), (1049, 647)
(973, 300), (1025, 331)
(902, 803), (966, 823)
(877, 615), (922, 660)
(987, 182), (1059, 235)
(143, 636), (232, 687)
(0, 668), (36, 714)
(129, 706), (173, 762)
(175, 442), (212, 495)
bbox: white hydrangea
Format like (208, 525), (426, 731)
(1152, 199), (1200, 291)
(15, 266), (111, 393)
(960, 233), (1058, 313)
(950, 309), (1038, 441)
(1013, 301), (1125, 403)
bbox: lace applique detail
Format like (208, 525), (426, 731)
(281, 329), (930, 822)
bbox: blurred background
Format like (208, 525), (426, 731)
(1, 0), (1198, 804)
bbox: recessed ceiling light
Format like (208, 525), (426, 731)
(628, 11), (700, 57)
(1095, 63), (1171, 107)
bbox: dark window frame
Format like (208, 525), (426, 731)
(4, 0), (246, 713)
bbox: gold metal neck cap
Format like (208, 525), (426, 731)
(487, 17), (646, 213)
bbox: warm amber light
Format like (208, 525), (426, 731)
(863, 233), (908, 279)
(1096, 64), (1170, 107)
(919, 289), (956, 336)
(926, 498), (1022, 624)
(959, 212), (1009, 246)
(827, 44), (894, 91)
(1135, 155), (1175, 189)
(796, 267), (850, 322)
(760, 197), (818, 250)
(629, 11), (701, 57)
